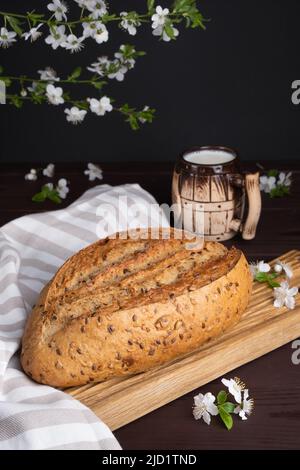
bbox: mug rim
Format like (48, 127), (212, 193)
(180, 145), (239, 167)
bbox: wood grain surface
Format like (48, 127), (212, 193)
(0, 161), (300, 449)
(65, 250), (300, 431)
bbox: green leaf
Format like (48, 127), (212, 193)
(92, 80), (107, 90)
(269, 185), (290, 198)
(6, 15), (23, 37)
(222, 402), (235, 414)
(67, 67), (82, 81)
(9, 95), (23, 108)
(128, 114), (139, 130)
(255, 271), (280, 288)
(164, 22), (176, 40)
(217, 390), (227, 405)
(218, 407), (233, 430)
(147, 0), (155, 13)
(0, 77), (11, 87)
(48, 192), (62, 204)
(254, 272), (268, 283)
(32, 191), (46, 203)
(267, 169), (279, 178)
(27, 11), (45, 27)
(267, 278), (280, 288)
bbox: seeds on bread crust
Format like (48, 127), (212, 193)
(20, 228), (252, 388)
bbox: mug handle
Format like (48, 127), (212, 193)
(242, 172), (262, 240)
(229, 171), (261, 240)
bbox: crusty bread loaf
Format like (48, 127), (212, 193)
(21, 228), (252, 388)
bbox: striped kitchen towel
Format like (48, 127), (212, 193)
(0, 183), (168, 450)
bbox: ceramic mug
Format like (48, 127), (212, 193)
(172, 146), (261, 241)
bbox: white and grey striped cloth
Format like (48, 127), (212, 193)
(0, 183), (168, 450)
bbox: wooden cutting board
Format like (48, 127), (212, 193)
(66, 250), (300, 430)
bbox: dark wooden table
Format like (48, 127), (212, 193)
(1, 161), (300, 450)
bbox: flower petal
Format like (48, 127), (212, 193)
(285, 296), (296, 310)
(202, 410), (211, 425)
(273, 298), (284, 308)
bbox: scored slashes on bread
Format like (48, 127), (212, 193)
(21, 229), (252, 387)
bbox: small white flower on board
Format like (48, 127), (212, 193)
(64, 106), (87, 124)
(278, 171), (292, 187)
(221, 377), (245, 404)
(56, 178), (69, 199)
(273, 281), (298, 310)
(274, 261), (293, 279)
(25, 169), (38, 181)
(234, 389), (254, 421)
(259, 175), (276, 193)
(193, 392), (219, 425)
(43, 164), (55, 178)
(249, 260), (271, 278)
(84, 163), (103, 181)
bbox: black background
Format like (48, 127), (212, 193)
(1, 0), (300, 163)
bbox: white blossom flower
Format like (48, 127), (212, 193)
(120, 12), (140, 36)
(82, 21), (108, 43)
(89, 1), (107, 19)
(115, 47), (135, 69)
(38, 67), (60, 82)
(64, 106), (87, 124)
(151, 5), (169, 29)
(153, 24), (179, 41)
(278, 171), (292, 187)
(274, 261), (293, 279)
(139, 105), (149, 124)
(27, 82), (42, 94)
(62, 34), (85, 52)
(84, 163), (103, 181)
(25, 169), (38, 181)
(192, 392), (219, 425)
(43, 163), (55, 178)
(74, 0), (95, 7)
(273, 281), (298, 310)
(21, 89), (27, 97)
(46, 84), (64, 105)
(108, 63), (128, 81)
(93, 24), (108, 44)
(88, 96), (112, 116)
(45, 25), (67, 50)
(47, 0), (68, 21)
(56, 178), (69, 199)
(249, 260), (271, 278)
(234, 389), (254, 421)
(259, 175), (276, 193)
(0, 27), (17, 48)
(87, 56), (110, 75)
(221, 377), (245, 404)
(22, 23), (43, 42)
(45, 182), (54, 190)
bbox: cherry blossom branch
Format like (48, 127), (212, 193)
(0, 1), (207, 129)
(6, 90), (155, 130)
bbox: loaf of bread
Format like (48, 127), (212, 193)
(21, 228), (252, 388)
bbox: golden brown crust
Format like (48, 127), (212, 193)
(21, 229), (252, 387)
